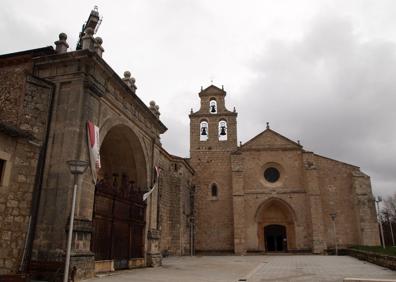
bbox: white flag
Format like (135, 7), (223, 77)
(143, 166), (161, 201)
(87, 121), (101, 184)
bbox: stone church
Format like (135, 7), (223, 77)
(0, 7), (379, 281)
(190, 85), (379, 254)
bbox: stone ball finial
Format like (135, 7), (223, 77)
(95, 37), (103, 45)
(124, 71), (131, 79)
(130, 77), (136, 83)
(84, 27), (94, 36)
(155, 105), (160, 111)
(59, 33), (67, 41)
(149, 101), (156, 107)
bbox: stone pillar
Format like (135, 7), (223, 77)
(352, 171), (380, 246)
(146, 229), (162, 267)
(54, 33), (69, 54)
(231, 153), (246, 254)
(303, 152), (327, 253)
(145, 147), (162, 267)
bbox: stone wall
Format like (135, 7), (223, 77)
(346, 248), (396, 270)
(158, 151), (193, 256)
(0, 62), (53, 274)
(315, 155), (379, 247)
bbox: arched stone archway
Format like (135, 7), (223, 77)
(91, 124), (148, 269)
(255, 198), (296, 252)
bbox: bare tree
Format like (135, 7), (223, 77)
(380, 193), (396, 246)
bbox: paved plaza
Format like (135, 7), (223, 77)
(87, 255), (396, 282)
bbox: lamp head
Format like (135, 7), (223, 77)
(67, 160), (89, 175)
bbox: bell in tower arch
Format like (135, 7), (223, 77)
(209, 100), (217, 114)
(218, 120), (228, 141)
(201, 126), (207, 136)
(210, 104), (216, 113)
(220, 125), (226, 136)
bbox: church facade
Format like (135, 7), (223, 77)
(0, 8), (380, 281)
(189, 85), (380, 254)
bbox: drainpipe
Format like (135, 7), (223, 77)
(19, 78), (55, 272)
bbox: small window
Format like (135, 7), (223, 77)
(211, 183), (218, 198)
(200, 121), (208, 141)
(0, 159), (5, 185)
(218, 120), (227, 141)
(264, 167), (280, 183)
(209, 99), (217, 114)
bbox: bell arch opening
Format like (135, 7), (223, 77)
(255, 198), (296, 252)
(91, 124), (148, 269)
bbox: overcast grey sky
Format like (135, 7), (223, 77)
(1, 0), (395, 197)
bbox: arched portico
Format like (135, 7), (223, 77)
(255, 198), (296, 252)
(91, 123), (149, 269)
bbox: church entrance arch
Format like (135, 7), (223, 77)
(91, 124), (148, 269)
(255, 198), (296, 252)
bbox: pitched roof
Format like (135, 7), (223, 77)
(238, 128), (302, 151)
(199, 84), (226, 97)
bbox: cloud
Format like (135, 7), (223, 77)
(236, 14), (396, 196)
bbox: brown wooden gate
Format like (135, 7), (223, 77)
(91, 180), (145, 269)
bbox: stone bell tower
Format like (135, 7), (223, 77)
(189, 85), (237, 252)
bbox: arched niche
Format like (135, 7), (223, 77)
(92, 123), (148, 266)
(99, 124), (147, 189)
(255, 198), (296, 251)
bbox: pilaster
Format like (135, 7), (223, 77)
(303, 153), (326, 253)
(231, 153), (246, 254)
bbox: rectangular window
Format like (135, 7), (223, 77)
(0, 159), (5, 185)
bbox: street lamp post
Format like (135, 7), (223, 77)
(330, 213), (338, 256)
(375, 196), (386, 249)
(64, 160), (89, 282)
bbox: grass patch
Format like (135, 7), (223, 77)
(350, 245), (396, 256)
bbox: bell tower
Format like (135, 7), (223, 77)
(189, 85), (238, 252)
(189, 85), (237, 152)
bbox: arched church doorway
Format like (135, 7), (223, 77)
(91, 125), (147, 269)
(264, 224), (286, 252)
(255, 198), (296, 252)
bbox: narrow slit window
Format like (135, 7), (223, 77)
(211, 184), (218, 198)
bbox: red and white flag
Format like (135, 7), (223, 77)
(87, 121), (101, 183)
(143, 166), (161, 201)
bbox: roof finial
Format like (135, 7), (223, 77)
(266, 122), (270, 129)
(297, 140), (301, 145)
